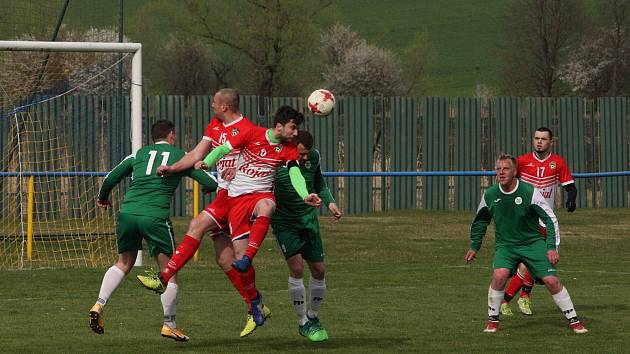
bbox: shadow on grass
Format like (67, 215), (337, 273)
(182, 335), (412, 351)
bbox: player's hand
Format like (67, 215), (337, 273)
(328, 202), (342, 220)
(221, 168), (236, 182)
(193, 161), (209, 170)
(565, 200), (576, 212)
(465, 250), (476, 264)
(157, 165), (172, 177)
(547, 250), (560, 266)
(304, 193), (322, 207)
(96, 199), (111, 209)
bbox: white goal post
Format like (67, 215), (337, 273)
(0, 40), (145, 266)
(0, 41), (142, 153)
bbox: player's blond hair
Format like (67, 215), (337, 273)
(496, 153), (517, 169)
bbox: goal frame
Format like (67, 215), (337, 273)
(0, 40), (144, 266)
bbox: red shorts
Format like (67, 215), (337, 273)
(203, 188), (230, 236)
(227, 192), (275, 241)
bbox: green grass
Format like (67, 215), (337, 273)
(3, 209), (629, 353)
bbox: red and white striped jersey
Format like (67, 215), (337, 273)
(225, 126), (299, 197)
(202, 116), (255, 189)
(516, 152), (574, 208)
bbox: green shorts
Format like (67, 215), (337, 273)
(493, 239), (557, 282)
(271, 210), (324, 262)
(117, 213), (175, 257)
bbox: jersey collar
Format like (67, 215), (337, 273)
(499, 179), (519, 194)
(223, 115), (244, 127)
(155, 141), (170, 145)
(266, 129), (280, 145)
(532, 152), (551, 163)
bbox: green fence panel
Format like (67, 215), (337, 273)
(454, 97), (483, 210)
(491, 97), (521, 158)
(599, 97), (628, 207)
(556, 97), (589, 209)
(343, 97), (374, 213)
(389, 97), (419, 210)
(309, 107), (340, 213)
(422, 97), (449, 209)
(240, 95), (265, 125)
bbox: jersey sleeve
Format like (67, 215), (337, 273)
(185, 167), (218, 191)
(313, 150), (335, 205)
(556, 156), (574, 186)
(202, 121), (214, 142)
(98, 153), (134, 200)
(531, 189), (560, 250)
(470, 195), (492, 251)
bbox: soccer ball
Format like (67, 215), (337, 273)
(307, 89), (335, 116)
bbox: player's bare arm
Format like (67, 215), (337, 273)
(158, 139), (212, 176)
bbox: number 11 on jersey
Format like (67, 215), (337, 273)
(146, 150), (170, 175)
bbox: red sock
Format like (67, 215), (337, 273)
(521, 269), (534, 297)
(504, 273), (525, 301)
(162, 235), (200, 283)
(239, 265), (258, 300)
(244, 216), (270, 259)
(225, 267), (251, 305)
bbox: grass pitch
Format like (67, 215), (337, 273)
(3, 209), (629, 353)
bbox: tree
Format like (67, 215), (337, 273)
(320, 24), (405, 96)
(560, 0), (630, 96)
(180, 0), (333, 96)
(155, 35), (215, 96)
(498, 0), (586, 96)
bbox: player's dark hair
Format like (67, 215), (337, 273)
(496, 153), (517, 169)
(273, 105), (304, 127)
(151, 119), (175, 142)
(217, 88), (240, 111)
(296, 130), (314, 150)
(535, 127), (553, 139)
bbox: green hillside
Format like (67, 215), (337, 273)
(337, 0), (506, 96)
(3, 0), (509, 96)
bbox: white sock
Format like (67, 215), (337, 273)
(96, 265), (126, 307)
(288, 277), (308, 325)
(161, 282), (179, 327)
(488, 286), (504, 319)
(552, 287), (578, 320)
(308, 276), (326, 319)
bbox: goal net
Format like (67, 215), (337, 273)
(0, 40), (142, 269)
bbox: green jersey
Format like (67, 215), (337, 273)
(273, 149), (335, 218)
(98, 141), (217, 219)
(469, 179), (559, 252)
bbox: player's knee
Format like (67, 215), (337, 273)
(309, 263), (326, 280)
(543, 276), (562, 292)
(289, 266), (304, 279)
(255, 199), (276, 216)
(215, 253), (232, 271)
(491, 269), (510, 289)
(187, 215), (214, 238)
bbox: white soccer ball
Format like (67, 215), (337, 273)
(307, 89), (335, 116)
